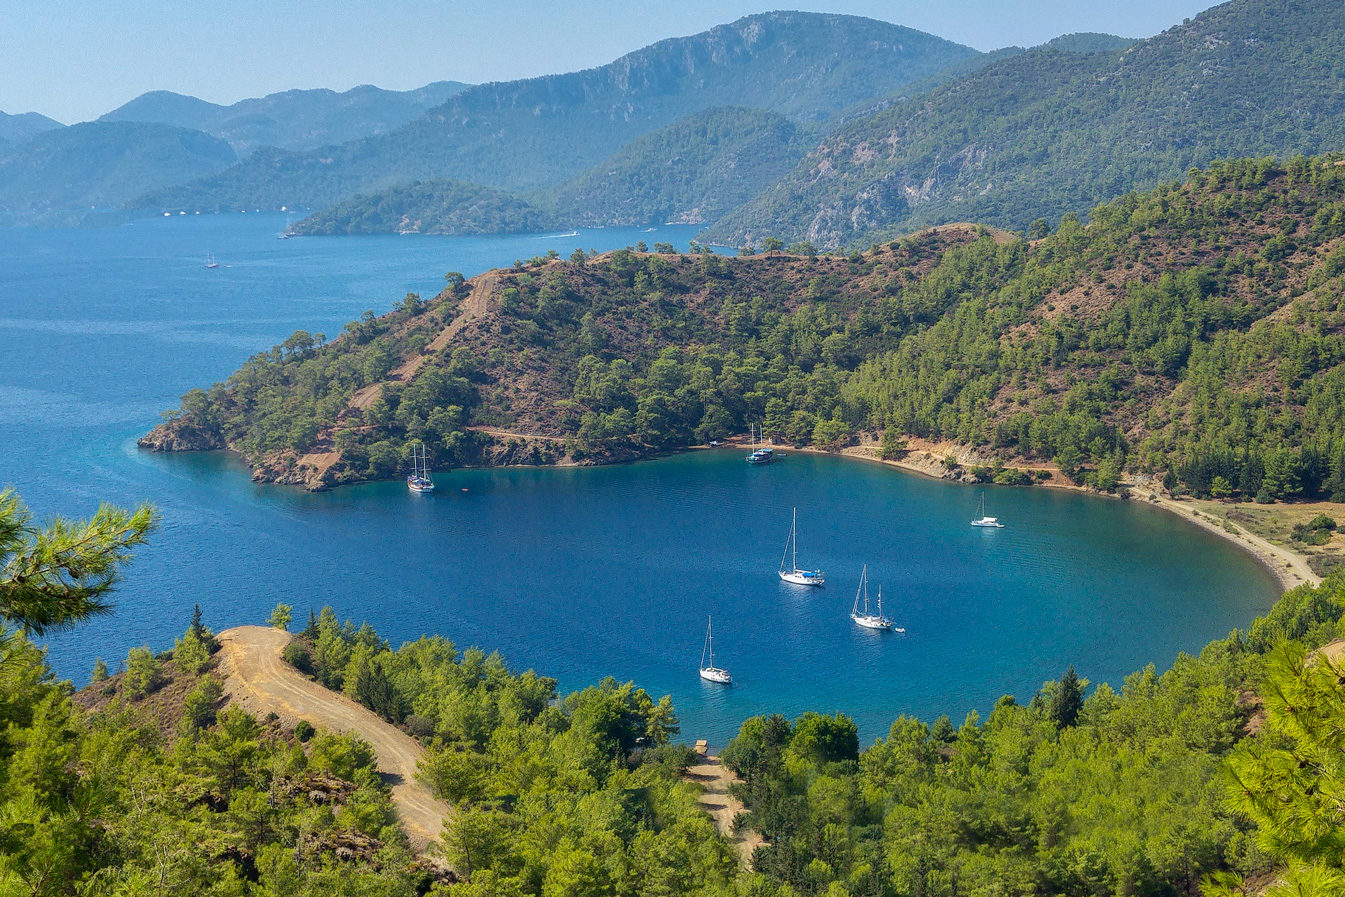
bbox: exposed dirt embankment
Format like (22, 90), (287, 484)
(215, 625), (451, 855)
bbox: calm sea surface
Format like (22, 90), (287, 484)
(0, 214), (1280, 745)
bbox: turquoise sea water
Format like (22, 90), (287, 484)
(0, 214), (1280, 745)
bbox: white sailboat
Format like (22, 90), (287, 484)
(778, 508), (825, 586)
(850, 565), (902, 631)
(204, 253), (219, 269)
(971, 492), (1003, 528)
(746, 423), (775, 465)
(699, 616), (732, 683)
(406, 442), (435, 493)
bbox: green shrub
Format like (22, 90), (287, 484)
(123, 646), (162, 699)
(174, 630), (212, 675)
(269, 603), (292, 631)
(182, 675), (223, 730)
(282, 641), (313, 674)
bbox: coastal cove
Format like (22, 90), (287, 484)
(1, 213), (1280, 745)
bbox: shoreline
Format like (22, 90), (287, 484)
(153, 428), (1317, 593)
(785, 437), (1315, 594)
(1142, 494), (1320, 592)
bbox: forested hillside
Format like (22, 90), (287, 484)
(136, 12), (977, 212)
(145, 156), (1345, 503)
(0, 121), (235, 216)
(708, 0), (1345, 248)
(297, 107), (814, 235)
(294, 180), (548, 236)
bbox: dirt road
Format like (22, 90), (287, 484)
(214, 625), (450, 853)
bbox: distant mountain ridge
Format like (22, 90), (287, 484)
(138, 12), (980, 213)
(706, 0), (1345, 248)
(0, 110), (64, 147)
(99, 82), (469, 154)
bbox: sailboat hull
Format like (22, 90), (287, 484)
(407, 476), (435, 493)
(851, 613), (894, 630)
(779, 570), (825, 586)
(699, 667), (732, 683)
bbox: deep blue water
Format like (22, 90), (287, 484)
(0, 214), (1279, 746)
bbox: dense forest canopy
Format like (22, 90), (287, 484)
(150, 155), (1345, 508)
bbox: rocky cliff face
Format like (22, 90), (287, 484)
(137, 419), (225, 452)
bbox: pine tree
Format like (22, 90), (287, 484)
(1214, 643), (1345, 895)
(1051, 665), (1085, 729)
(190, 603), (206, 642)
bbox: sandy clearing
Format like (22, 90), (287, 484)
(684, 753), (763, 868)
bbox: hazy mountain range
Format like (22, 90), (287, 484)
(136, 12), (979, 214)
(707, 0), (1345, 247)
(4, 0), (1345, 246)
(97, 82), (470, 154)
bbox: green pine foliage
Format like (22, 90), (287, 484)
(0, 627), (424, 896)
(278, 606), (738, 895)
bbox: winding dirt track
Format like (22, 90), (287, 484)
(214, 625), (450, 854)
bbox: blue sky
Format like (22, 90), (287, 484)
(4, 0), (1217, 123)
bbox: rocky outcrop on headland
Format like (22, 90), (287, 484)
(137, 419), (225, 452)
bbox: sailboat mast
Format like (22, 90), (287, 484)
(792, 507), (798, 571)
